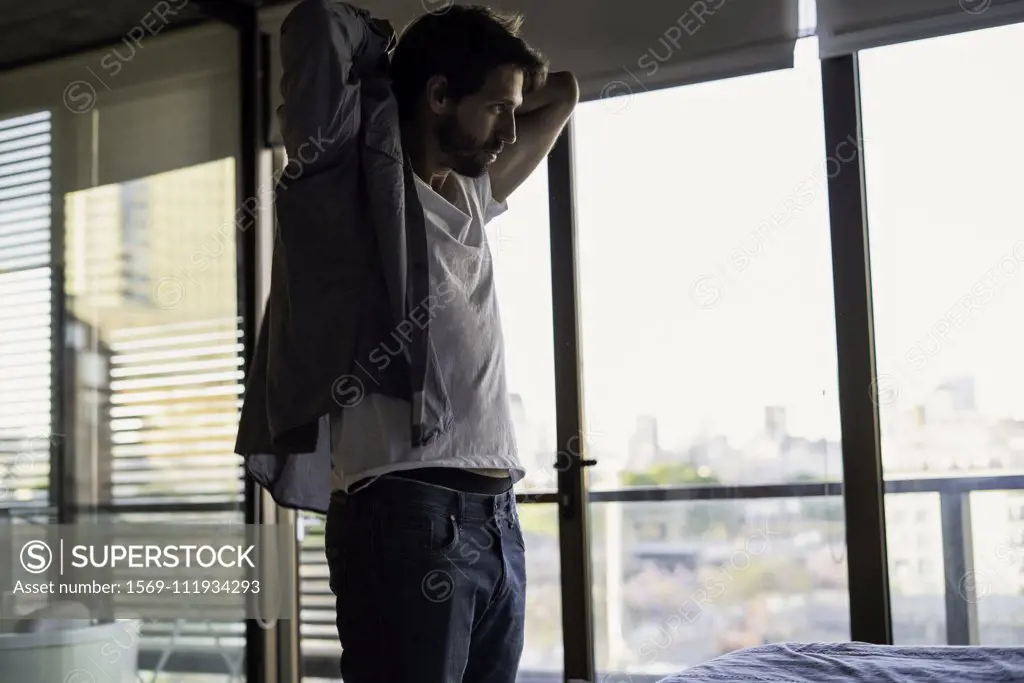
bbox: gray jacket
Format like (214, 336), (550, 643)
(234, 0), (453, 514)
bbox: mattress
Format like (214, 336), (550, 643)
(657, 641), (1024, 682)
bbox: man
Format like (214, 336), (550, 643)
(234, 1), (577, 681)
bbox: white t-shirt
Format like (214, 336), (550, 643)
(329, 171), (524, 492)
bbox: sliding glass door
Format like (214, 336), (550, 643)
(858, 21), (1024, 647)
(573, 37), (850, 679)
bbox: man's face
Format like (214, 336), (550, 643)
(435, 65), (523, 177)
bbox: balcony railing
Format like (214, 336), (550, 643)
(3, 473), (1022, 681)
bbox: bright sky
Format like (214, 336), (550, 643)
(487, 26), (1024, 465)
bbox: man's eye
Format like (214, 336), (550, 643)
(491, 105), (505, 114)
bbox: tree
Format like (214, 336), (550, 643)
(622, 463), (744, 537)
(621, 462), (719, 487)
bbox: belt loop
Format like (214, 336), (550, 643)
(457, 491), (465, 525)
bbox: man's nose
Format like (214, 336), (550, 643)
(499, 117), (516, 145)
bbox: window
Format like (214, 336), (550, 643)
(0, 111), (53, 510)
(65, 160), (242, 508)
(490, 166), (559, 496)
(487, 166), (563, 677)
(64, 160), (246, 679)
(574, 38), (849, 676)
(860, 20), (1024, 646)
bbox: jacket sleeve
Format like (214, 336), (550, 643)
(277, 0), (388, 171)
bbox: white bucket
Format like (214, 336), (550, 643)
(0, 619), (141, 683)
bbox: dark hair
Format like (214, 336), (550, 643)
(390, 5), (549, 120)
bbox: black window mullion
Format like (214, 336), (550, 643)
(820, 52), (893, 645)
(50, 112), (69, 525)
(547, 120), (596, 683)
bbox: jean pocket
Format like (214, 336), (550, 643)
(511, 517), (526, 551)
(430, 513), (460, 554)
(373, 510), (459, 557)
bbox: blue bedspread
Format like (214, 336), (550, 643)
(657, 642), (1024, 682)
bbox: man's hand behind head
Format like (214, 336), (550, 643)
(369, 17), (397, 54)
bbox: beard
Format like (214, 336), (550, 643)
(437, 114), (501, 178)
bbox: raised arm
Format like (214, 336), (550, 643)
(489, 71), (579, 204)
(277, 0), (393, 172)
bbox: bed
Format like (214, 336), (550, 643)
(657, 642), (1024, 682)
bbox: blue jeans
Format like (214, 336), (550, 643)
(325, 475), (527, 683)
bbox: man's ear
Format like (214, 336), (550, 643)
(425, 75), (451, 115)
